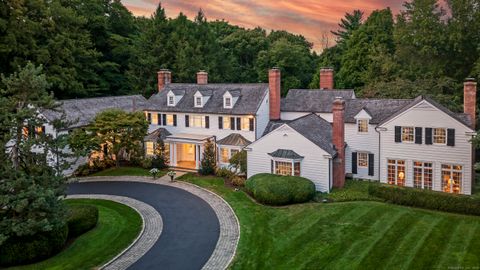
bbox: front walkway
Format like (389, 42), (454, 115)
(69, 173), (239, 270)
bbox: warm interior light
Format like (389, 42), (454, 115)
(398, 172), (405, 180)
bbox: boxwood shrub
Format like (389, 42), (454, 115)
(368, 184), (480, 216)
(0, 224), (68, 266)
(67, 204), (99, 237)
(245, 173), (316, 206)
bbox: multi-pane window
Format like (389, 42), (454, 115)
(220, 148), (229, 163)
(168, 95), (174, 106)
(413, 162), (433, 190)
(294, 162), (301, 176)
(433, 128), (446, 144)
(241, 117), (251, 131)
(275, 161), (292, 176)
(231, 149), (239, 157)
(151, 113), (158, 125)
(166, 114), (174, 126)
(223, 117), (231, 129)
(358, 152), (368, 168)
(401, 127), (414, 142)
(190, 115), (205, 128)
(387, 159), (406, 186)
(357, 119), (368, 133)
(225, 97), (231, 108)
(146, 142), (154, 156)
(195, 97), (202, 107)
(442, 164), (462, 194)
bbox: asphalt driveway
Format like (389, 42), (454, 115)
(67, 181), (220, 270)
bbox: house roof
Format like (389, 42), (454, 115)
(216, 133), (251, 147)
(281, 89), (355, 113)
(41, 95), (147, 129)
(144, 128), (171, 142)
(268, 149), (304, 159)
(263, 113), (336, 156)
(146, 83), (268, 115)
(345, 98), (413, 124)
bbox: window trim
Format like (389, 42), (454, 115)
(433, 127), (447, 145)
(224, 97), (232, 108)
(167, 94), (175, 106)
(271, 157), (302, 176)
(165, 114), (175, 126)
(195, 96), (203, 107)
(387, 159), (406, 186)
(441, 163), (463, 194)
(413, 161), (433, 190)
(219, 147), (241, 164)
(401, 126), (415, 143)
(357, 119), (369, 134)
(357, 152), (369, 168)
(190, 115), (206, 128)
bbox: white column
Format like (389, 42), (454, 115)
(172, 142), (177, 166)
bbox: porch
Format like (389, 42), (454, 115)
(165, 133), (215, 171)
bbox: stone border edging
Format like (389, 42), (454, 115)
(66, 194), (163, 270)
(73, 175), (240, 270)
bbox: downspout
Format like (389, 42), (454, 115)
(375, 126), (387, 181)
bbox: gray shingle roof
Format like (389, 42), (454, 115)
(281, 89), (355, 113)
(268, 149), (304, 159)
(144, 128), (171, 142)
(263, 113), (336, 156)
(345, 98), (413, 124)
(146, 83), (268, 115)
(41, 95), (147, 129)
(216, 133), (251, 146)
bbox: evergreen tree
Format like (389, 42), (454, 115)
(200, 139), (216, 175)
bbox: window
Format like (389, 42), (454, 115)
(239, 116), (253, 131)
(151, 113), (158, 125)
(223, 117), (231, 129)
(442, 164), (462, 194)
(358, 152), (368, 168)
(413, 162), (433, 190)
(387, 159), (405, 186)
(225, 97), (232, 108)
(401, 127), (414, 142)
(357, 119), (368, 133)
(231, 149), (239, 157)
(146, 112), (152, 123)
(220, 148), (229, 163)
(195, 97), (202, 107)
(294, 162), (301, 176)
(166, 114), (174, 126)
(433, 128), (446, 144)
(146, 142), (154, 156)
(191, 115), (204, 128)
(275, 161), (292, 176)
(168, 95), (174, 106)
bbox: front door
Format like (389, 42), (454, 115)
(176, 143), (197, 169)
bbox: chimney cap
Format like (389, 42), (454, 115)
(320, 67), (334, 71)
(197, 70), (208, 73)
(271, 67), (280, 70)
(465, 78), (477, 83)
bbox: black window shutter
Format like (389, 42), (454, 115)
(394, 126), (401, 142)
(185, 115), (189, 127)
(157, 113), (162, 125)
(249, 118), (254, 131)
(368, 153), (374, 176)
(352, 152), (358, 174)
(271, 160), (274, 174)
(447, 129), (455, 146)
(162, 114), (167, 126)
(41, 126), (46, 134)
(415, 127), (422, 144)
(425, 128), (433, 145)
(205, 116), (210, 129)
(147, 113), (152, 124)
(236, 117), (241, 130)
(173, 114), (177, 126)
(218, 116), (223, 129)
(230, 117), (235, 130)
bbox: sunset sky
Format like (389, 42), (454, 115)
(121, 0), (407, 51)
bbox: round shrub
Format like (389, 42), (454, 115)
(245, 173), (316, 205)
(67, 204), (99, 238)
(0, 224), (68, 266)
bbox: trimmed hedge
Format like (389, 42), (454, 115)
(67, 204), (99, 237)
(368, 184), (480, 216)
(245, 173), (316, 206)
(0, 224), (68, 266)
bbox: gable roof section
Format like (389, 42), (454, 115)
(268, 149), (303, 159)
(217, 133), (251, 147)
(146, 83), (268, 115)
(281, 89), (355, 113)
(41, 95), (147, 129)
(144, 128), (172, 142)
(345, 98), (413, 124)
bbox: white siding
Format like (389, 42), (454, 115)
(255, 93), (270, 139)
(345, 123), (379, 180)
(247, 125), (332, 192)
(281, 111), (333, 122)
(378, 100), (474, 195)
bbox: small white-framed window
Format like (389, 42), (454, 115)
(433, 128), (446, 144)
(357, 119), (368, 133)
(273, 160), (301, 176)
(401, 127), (414, 142)
(146, 142), (154, 156)
(387, 159), (405, 186)
(223, 117), (231, 129)
(220, 148), (229, 163)
(442, 164), (462, 194)
(166, 114), (174, 126)
(225, 97), (232, 108)
(167, 95), (175, 106)
(190, 115), (205, 128)
(358, 152), (368, 168)
(195, 96), (202, 107)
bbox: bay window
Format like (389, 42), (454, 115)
(273, 160), (301, 176)
(413, 162), (433, 190)
(220, 148), (229, 163)
(387, 159), (405, 186)
(146, 142), (154, 156)
(442, 164), (462, 194)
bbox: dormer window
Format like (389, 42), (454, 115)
(225, 97), (231, 108)
(357, 119), (369, 133)
(168, 94), (175, 106)
(195, 96), (202, 107)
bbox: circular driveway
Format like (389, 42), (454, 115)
(68, 181), (220, 270)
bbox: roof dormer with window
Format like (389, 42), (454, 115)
(194, 90), (212, 108)
(167, 90), (185, 107)
(223, 90), (240, 109)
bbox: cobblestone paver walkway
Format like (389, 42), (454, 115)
(66, 194), (163, 270)
(73, 173), (240, 270)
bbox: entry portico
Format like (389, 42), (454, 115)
(165, 133), (215, 170)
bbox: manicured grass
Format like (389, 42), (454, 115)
(90, 166), (162, 177)
(315, 179), (382, 202)
(9, 199), (142, 270)
(178, 174), (480, 270)
(473, 174), (480, 199)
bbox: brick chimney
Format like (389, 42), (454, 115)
(157, 69), (171, 92)
(464, 78), (477, 129)
(197, 71), (208, 85)
(332, 97), (346, 188)
(320, 68), (334, 90)
(269, 68), (281, 120)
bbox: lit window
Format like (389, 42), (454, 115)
(146, 112), (152, 123)
(166, 114), (174, 126)
(401, 127), (414, 142)
(223, 117), (231, 129)
(387, 159), (405, 186)
(220, 148), (229, 163)
(240, 116), (252, 131)
(413, 162), (433, 190)
(146, 142), (154, 156)
(231, 149), (239, 157)
(190, 115), (205, 128)
(168, 95), (174, 106)
(195, 97), (202, 107)
(357, 119), (368, 133)
(275, 161), (292, 176)
(225, 97), (231, 108)
(358, 152), (368, 168)
(433, 128), (446, 144)
(151, 113), (158, 125)
(442, 164), (462, 194)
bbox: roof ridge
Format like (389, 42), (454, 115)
(56, 95), (145, 102)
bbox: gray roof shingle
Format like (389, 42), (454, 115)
(281, 89), (355, 113)
(144, 128), (171, 142)
(216, 133), (251, 146)
(41, 95), (147, 129)
(145, 83), (268, 115)
(268, 149), (304, 159)
(345, 98), (413, 124)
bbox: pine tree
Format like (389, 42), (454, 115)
(200, 139), (216, 175)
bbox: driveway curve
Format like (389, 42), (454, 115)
(67, 180), (221, 270)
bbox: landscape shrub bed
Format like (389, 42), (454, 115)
(67, 204), (99, 237)
(245, 173), (316, 206)
(368, 184), (480, 216)
(0, 224), (68, 266)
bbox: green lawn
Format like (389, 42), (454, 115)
(178, 174), (480, 270)
(9, 199), (142, 270)
(90, 166), (163, 177)
(315, 179), (382, 202)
